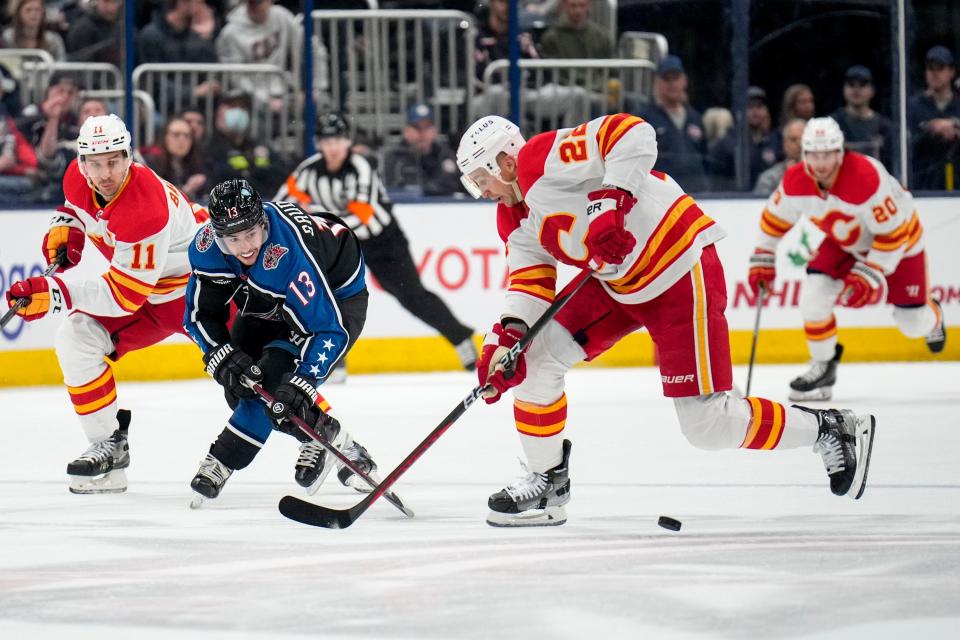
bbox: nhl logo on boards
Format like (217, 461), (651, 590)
(262, 243), (289, 270)
(195, 225), (214, 252)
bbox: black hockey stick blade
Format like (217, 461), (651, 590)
(245, 381), (414, 520)
(280, 269), (594, 529)
(1, 249), (65, 329)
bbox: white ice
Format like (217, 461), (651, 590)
(1, 362), (958, 639)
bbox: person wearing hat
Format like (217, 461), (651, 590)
(275, 113), (478, 376)
(636, 54), (709, 192)
(829, 65), (894, 170)
(707, 85), (777, 190)
(382, 103), (464, 197)
(907, 45), (960, 189)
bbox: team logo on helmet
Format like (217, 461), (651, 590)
(195, 224), (214, 252)
(262, 243), (288, 270)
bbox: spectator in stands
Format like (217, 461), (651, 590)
(908, 45), (960, 190)
(178, 105), (207, 153)
(540, 0), (613, 61)
(771, 82), (815, 159)
(382, 102), (464, 197)
(0, 103), (39, 203)
(474, 0), (540, 84)
(138, 0), (219, 110)
(0, 63), (21, 117)
(141, 116), (210, 202)
(216, 0), (300, 112)
(753, 117), (805, 196)
(77, 96), (109, 125)
(15, 73), (79, 197)
(830, 65), (894, 170)
(206, 90), (287, 196)
(2, 0), (66, 60)
(65, 0), (122, 66)
(637, 54), (709, 192)
(707, 86), (777, 190)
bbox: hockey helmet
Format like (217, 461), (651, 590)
(456, 115), (526, 198)
(77, 114), (131, 158)
(208, 179), (265, 237)
(801, 117), (845, 154)
(316, 112), (350, 139)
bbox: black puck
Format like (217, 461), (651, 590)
(658, 516), (682, 531)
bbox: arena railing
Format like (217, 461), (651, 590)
(0, 48), (55, 107)
(20, 61), (123, 110)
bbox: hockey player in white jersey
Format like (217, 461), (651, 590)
(4, 115), (207, 493)
(749, 117), (946, 401)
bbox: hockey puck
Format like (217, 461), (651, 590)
(658, 516), (682, 531)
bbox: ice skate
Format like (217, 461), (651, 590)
(189, 454), (233, 508)
(336, 441), (379, 493)
(295, 415), (350, 495)
(454, 337), (478, 371)
(67, 416), (131, 495)
(797, 406), (876, 499)
(789, 343), (843, 401)
(326, 360), (347, 384)
(926, 300), (946, 354)
(487, 439), (572, 527)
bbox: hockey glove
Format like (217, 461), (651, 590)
(840, 262), (885, 308)
(5, 276), (71, 321)
(203, 343), (262, 399)
(42, 225), (85, 272)
(747, 249), (776, 297)
(271, 373), (324, 432)
(585, 187), (638, 265)
(477, 321), (528, 404)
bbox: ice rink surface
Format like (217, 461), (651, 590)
(1, 362), (958, 639)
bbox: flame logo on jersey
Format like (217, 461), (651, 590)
(262, 243), (288, 270)
(195, 224), (214, 253)
(812, 210), (861, 248)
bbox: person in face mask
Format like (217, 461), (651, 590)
(206, 90), (289, 196)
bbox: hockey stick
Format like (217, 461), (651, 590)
(0, 250), (66, 330)
(278, 268), (594, 529)
(244, 380), (414, 519)
(745, 285), (765, 397)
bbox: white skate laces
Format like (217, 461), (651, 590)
(813, 431), (846, 474)
(75, 438), (120, 466)
(797, 360), (830, 385)
(297, 441), (325, 468)
(196, 454), (230, 484)
(504, 460), (549, 501)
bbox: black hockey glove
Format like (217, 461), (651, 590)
(271, 373), (324, 433)
(203, 343), (263, 399)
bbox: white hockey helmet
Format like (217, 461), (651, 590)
(801, 117), (844, 154)
(456, 115), (526, 198)
(77, 114), (131, 158)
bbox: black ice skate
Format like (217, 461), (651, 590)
(789, 343), (843, 402)
(487, 439), (572, 527)
(336, 441), (379, 493)
(67, 410), (132, 495)
(189, 453), (234, 508)
(295, 415), (349, 495)
(926, 299), (946, 354)
(797, 406), (876, 499)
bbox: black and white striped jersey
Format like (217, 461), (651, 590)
(275, 151), (394, 241)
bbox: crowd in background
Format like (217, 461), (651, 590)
(2, 0), (960, 205)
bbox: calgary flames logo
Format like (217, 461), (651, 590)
(195, 224), (214, 252)
(812, 210), (861, 247)
(262, 243), (289, 270)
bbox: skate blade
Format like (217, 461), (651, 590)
(189, 493), (208, 509)
(486, 505), (567, 528)
(340, 469), (378, 494)
(788, 386), (833, 402)
(849, 415), (876, 500)
(69, 469), (128, 494)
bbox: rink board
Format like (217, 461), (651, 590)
(1, 198), (958, 386)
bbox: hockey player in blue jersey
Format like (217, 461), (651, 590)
(183, 178), (378, 504)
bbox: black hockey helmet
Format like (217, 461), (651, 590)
(208, 179), (265, 236)
(316, 112), (350, 139)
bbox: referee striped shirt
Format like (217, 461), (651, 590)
(275, 151), (394, 241)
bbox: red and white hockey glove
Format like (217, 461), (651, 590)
(747, 248), (776, 297)
(477, 321), (529, 404)
(585, 187), (638, 265)
(840, 262), (885, 308)
(5, 276), (71, 321)
(42, 225), (85, 273)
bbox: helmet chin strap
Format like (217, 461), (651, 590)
(509, 180), (523, 204)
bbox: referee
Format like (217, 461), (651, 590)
(275, 113), (477, 378)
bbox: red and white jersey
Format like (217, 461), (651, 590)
(498, 113), (725, 325)
(55, 159), (208, 317)
(757, 151), (924, 274)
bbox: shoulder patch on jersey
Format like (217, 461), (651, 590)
(262, 243), (289, 270)
(195, 224), (215, 252)
(517, 131), (557, 196)
(831, 152), (881, 205)
(781, 163), (820, 197)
